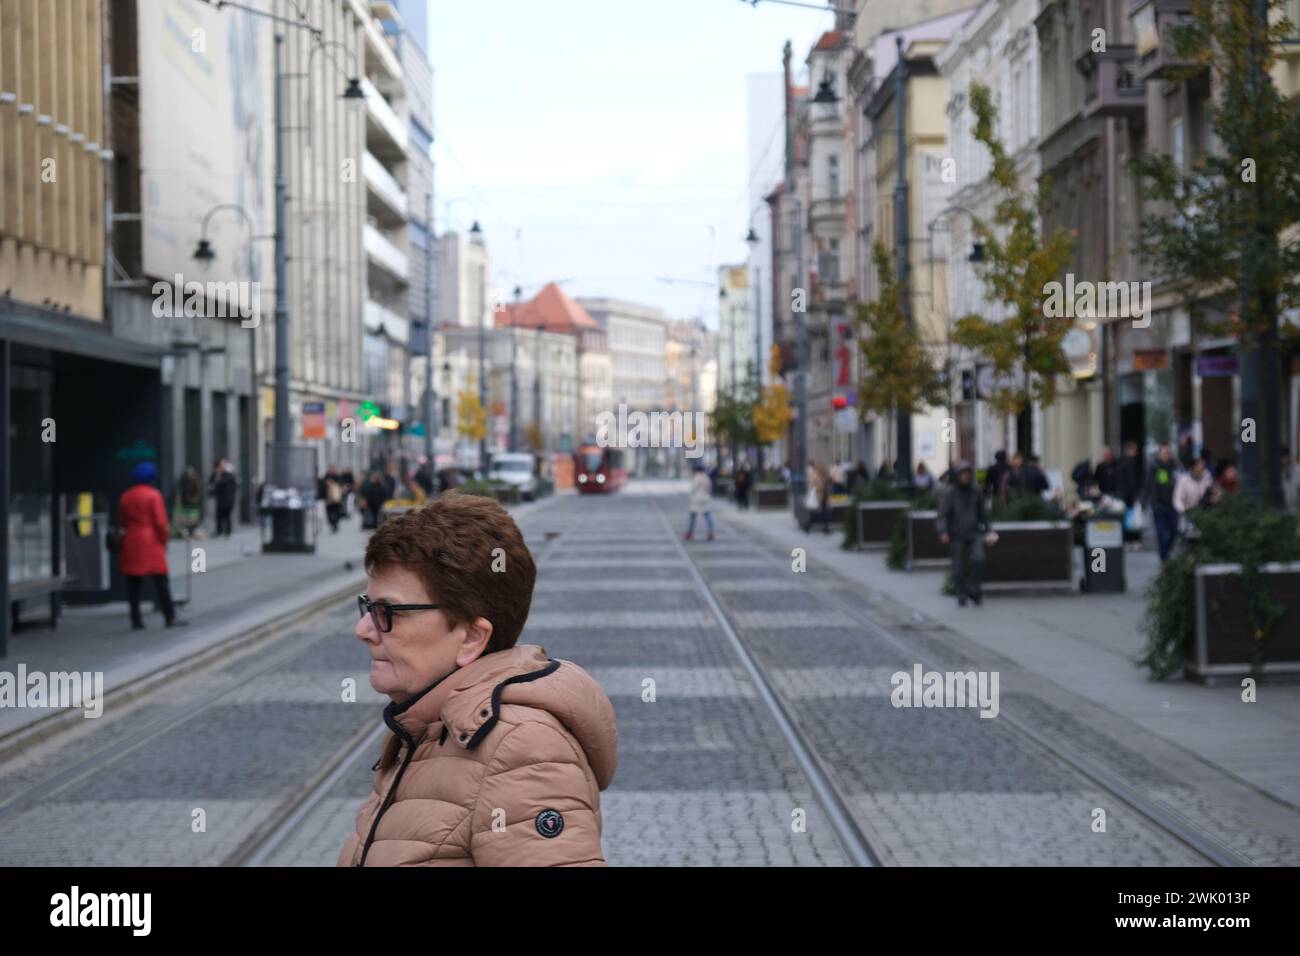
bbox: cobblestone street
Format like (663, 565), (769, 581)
(3, 485), (1295, 866)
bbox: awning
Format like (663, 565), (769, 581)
(0, 302), (166, 369)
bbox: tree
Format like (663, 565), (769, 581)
(754, 345), (793, 450)
(457, 389), (487, 443)
(1130, 0), (1300, 506)
(524, 420), (545, 453)
(710, 377), (758, 465)
(950, 82), (1077, 455)
(855, 241), (948, 458)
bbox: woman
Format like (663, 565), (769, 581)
(339, 492), (617, 867)
(118, 462), (186, 630)
(809, 461), (831, 534)
(914, 461), (935, 492)
(684, 462), (714, 541)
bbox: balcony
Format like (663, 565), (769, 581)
(1129, 0), (1202, 82)
(362, 77), (407, 161)
(1079, 46), (1146, 119)
(808, 194), (847, 227)
(363, 150), (407, 224)
(364, 223), (409, 285)
(365, 299), (409, 345)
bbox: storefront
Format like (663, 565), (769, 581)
(2, 304), (167, 657)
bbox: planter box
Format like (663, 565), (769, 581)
(754, 484), (789, 510)
(983, 521), (1074, 591)
(906, 510), (949, 568)
(1187, 561), (1300, 683)
(856, 500), (909, 550)
(795, 498), (849, 532)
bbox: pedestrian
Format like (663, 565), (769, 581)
(340, 492), (616, 867)
(118, 461), (187, 630)
(1116, 441), (1145, 545)
(983, 450), (1010, 505)
(936, 460), (991, 607)
(320, 466), (344, 533)
(1281, 446), (1300, 515)
(1093, 447), (1119, 497)
(414, 462), (434, 498)
(913, 461), (935, 493)
(810, 461), (831, 534)
(734, 460), (751, 510)
(173, 466), (203, 538)
(876, 460), (892, 482)
(360, 470), (388, 530)
(340, 468), (356, 517)
(1147, 443), (1181, 561)
(1173, 455), (1213, 526)
(781, 459), (793, 485)
(684, 462), (715, 541)
(1177, 433), (1197, 470)
(1202, 459), (1239, 506)
(208, 457), (240, 537)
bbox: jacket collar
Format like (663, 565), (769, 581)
(383, 645), (555, 750)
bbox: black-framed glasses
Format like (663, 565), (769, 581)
(357, 594), (441, 634)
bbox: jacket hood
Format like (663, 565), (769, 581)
(386, 644), (617, 790)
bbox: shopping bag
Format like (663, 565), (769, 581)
(1123, 505), (1144, 533)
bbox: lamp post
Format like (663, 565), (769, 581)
(199, 0), (364, 549)
(746, 226), (764, 473)
(792, 197), (808, 503)
(926, 204), (985, 470)
(892, 34), (912, 484)
(423, 192), (436, 464)
(510, 285), (521, 452)
(470, 220), (488, 474)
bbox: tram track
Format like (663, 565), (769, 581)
(663, 498), (1253, 868)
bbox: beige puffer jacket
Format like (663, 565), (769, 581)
(338, 644), (617, 867)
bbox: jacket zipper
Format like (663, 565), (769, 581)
(357, 727), (418, 867)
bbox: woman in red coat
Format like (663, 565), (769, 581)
(118, 462), (186, 629)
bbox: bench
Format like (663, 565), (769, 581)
(8, 576), (69, 630)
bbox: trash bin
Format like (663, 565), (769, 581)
(260, 486), (317, 554)
(1080, 513), (1125, 592)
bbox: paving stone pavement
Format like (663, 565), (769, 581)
(7, 486), (1293, 867)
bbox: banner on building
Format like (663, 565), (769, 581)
(137, 1), (271, 289)
(302, 402), (327, 439)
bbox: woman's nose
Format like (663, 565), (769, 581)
(356, 613), (378, 642)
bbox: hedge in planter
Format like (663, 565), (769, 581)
(841, 480), (908, 550)
(888, 489), (939, 570)
(1140, 495), (1300, 680)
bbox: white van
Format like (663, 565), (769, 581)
(488, 452), (539, 500)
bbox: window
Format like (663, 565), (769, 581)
(410, 118), (434, 154)
(829, 154), (840, 197)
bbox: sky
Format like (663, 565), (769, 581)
(426, 0), (838, 330)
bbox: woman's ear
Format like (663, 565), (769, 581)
(457, 617), (493, 667)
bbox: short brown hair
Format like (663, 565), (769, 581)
(364, 492), (536, 653)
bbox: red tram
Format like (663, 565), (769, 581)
(574, 445), (627, 493)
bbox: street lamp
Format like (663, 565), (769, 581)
(510, 284), (522, 452)
(926, 204), (988, 472)
(471, 221), (488, 474)
(746, 225), (764, 472)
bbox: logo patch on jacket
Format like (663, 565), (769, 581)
(535, 809), (564, 838)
